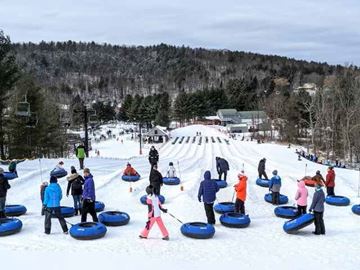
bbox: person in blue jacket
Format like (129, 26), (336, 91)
(198, 171), (220, 224)
(43, 176), (68, 235)
(269, 170), (282, 204)
(309, 183), (325, 235)
(81, 168), (98, 222)
(216, 157), (230, 181)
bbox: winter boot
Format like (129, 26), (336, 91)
(139, 235), (147, 239)
(162, 236), (169, 241)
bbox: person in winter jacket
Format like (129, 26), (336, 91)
(40, 181), (48, 215)
(76, 144), (86, 170)
(166, 162), (177, 178)
(198, 171), (220, 224)
(8, 159), (18, 176)
(295, 180), (308, 215)
(309, 184), (326, 235)
(55, 161), (64, 170)
(148, 146), (159, 167)
(325, 167), (335, 196)
(123, 163), (139, 176)
(81, 168), (98, 222)
(149, 164), (163, 195)
(312, 170), (325, 186)
(269, 170), (281, 204)
(258, 158), (268, 180)
(0, 167), (11, 218)
(43, 176), (68, 234)
(216, 157), (230, 181)
(66, 166), (84, 215)
(139, 185), (169, 240)
(234, 171), (247, 214)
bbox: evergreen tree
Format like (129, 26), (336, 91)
(154, 92), (170, 127)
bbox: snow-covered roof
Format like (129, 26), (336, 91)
(205, 116), (221, 121)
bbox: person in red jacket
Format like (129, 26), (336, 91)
(325, 166), (335, 196)
(234, 171), (247, 214)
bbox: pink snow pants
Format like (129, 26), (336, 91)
(140, 217), (169, 238)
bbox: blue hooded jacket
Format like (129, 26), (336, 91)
(82, 174), (96, 201)
(43, 183), (62, 208)
(198, 171), (219, 203)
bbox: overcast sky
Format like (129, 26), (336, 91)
(1, 0), (359, 65)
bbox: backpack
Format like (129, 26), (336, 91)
(72, 177), (83, 191)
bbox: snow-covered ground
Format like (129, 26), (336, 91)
(1, 124), (360, 269)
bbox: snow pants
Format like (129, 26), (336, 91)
(44, 207), (68, 234)
(140, 217), (169, 238)
(326, 187), (335, 196)
(235, 198), (245, 214)
(204, 203), (216, 224)
(297, 205), (307, 215)
(81, 199), (98, 222)
(314, 211), (325, 235)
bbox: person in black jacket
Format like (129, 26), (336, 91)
(66, 166), (84, 215)
(0, 167), (11, 218)
(148, 146), (159, 167)
(258, 158), (268, 180)
(149, 164), (163, 195)
(216, 157), (230, 181)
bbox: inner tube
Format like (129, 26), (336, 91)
(163, 177), (180, 185)
(3, 172), (18, 180)
(51, 206), (75, 218)
(69, 222), (107, 240)
(121, 175), (141, 182)
(99, 211), (130, 226)
(0, 218), (23, 237)
(180, 222), (215, 239)
(264, 193), (289, 205)
(215, 179), (227, 189)
(352, 204), (360, 215)
(302, 176), (317, 187)
(274, 206), (299, 219)
(283, 213), (315, 234)
(325, 195), (350, 206)
(140, 195), (165, 205)
(5, 205), (27, 217)
(95, 201), (105, 212)
(214, 202), (235, 214)
(50, 168), (68, 178)
(256, 178), (270, 187)
(220, 213), (251, 228)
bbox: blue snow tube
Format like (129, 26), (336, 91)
(352, 205), (360, 215)
(256, 178), (270, 188)
(3, 172), (18, 180)
(274, 206), (299, 219)
(5, 205), (27, 217)
(283, 213), (315, 234)
(180, 222), (215, 239)
(121, 175), (141, 182)
(220, 213), (251, 228)
(69, 222), (107, 240)
(325, 195), (350, 206)
(215, 179), (227, 189)
(140, 195), (165, 205)
(163, 177), (180, 185)
(0, 218), (23, 237)
(264, 193), (289, 205)
(50, 168), (68, 178)
(214, 202), (235, 214)
(99, 211), (130, 226)
(51, 206), (75, 218)
(95, 201), (105, 212)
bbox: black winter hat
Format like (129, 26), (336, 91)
(50, 176), (58, 183)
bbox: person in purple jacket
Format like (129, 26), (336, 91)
(81, 168), (98, 222)
(198, 171), (220, 224)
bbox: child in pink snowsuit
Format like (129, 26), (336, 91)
(139, 185), (169, 240)
(295, 180), (308, 215)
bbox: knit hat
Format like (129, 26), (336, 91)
(83, 168), (90, 174)
(71, 166), (77, 174)
(50, 176), (58, 183)
(0, 167), (4, 174)
(272, 170), (278, 175)
(316, 170), (321, 174)
(59, 161), (64, 165)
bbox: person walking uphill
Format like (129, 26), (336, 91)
(325, 167), (335, 196)
(258, 158), (268, 180)
(76, 144), (86, 170)
(198, 171), (220, 224)
(139, 185), (169, 240)
(309, 184), (326, 235)
(295, 180), (308, 215)
(269, 170), (282, 205)
(216, 157), (230, 181)
(66, 166), (84, 215)
(149, 164), (163, 195)
(234, 171), (247, 214)
(43, 176), (68, 234)
(148, 146), (159, 168)
(81, 168), (98, 222)
(0, 168), (11, 218)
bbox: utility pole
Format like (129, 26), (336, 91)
(84, 105), (89, 157)
(139, 122), (142, 155)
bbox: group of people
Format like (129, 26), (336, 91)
(296, 149), (346, 169)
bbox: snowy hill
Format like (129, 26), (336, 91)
(1, 124), (360, 269)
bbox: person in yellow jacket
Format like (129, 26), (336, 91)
(76, 144), (86, 169)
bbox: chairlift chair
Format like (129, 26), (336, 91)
(16, 102), (31, 117)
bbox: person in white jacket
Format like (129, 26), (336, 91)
(166, 162), (176, 178)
